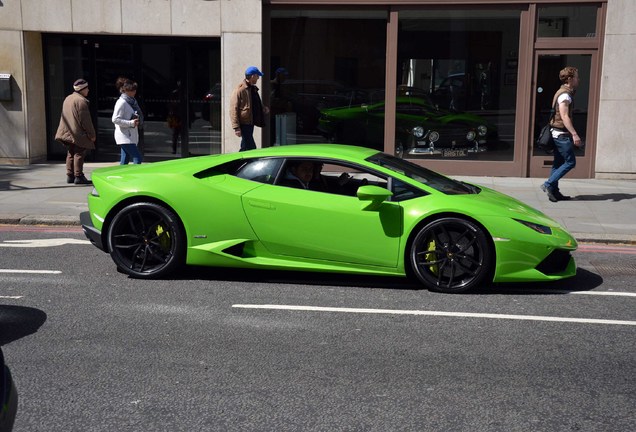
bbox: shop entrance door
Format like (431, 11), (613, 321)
(529, 52), (596, 178)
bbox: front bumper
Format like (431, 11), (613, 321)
(80, 211), (106, 252)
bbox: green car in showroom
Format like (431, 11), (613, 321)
(81, 144), (576, 293)
(318, 95), (496, 158)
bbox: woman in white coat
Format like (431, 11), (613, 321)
(112, 79), (143, 164)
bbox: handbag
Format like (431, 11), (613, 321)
(536, 100), (558, 154)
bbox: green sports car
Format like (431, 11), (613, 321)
(81, 144), (577, 293)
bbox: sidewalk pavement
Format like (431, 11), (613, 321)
(1, 162), (635, 244)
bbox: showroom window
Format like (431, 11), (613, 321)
(43, 35), (221, 162)
(537, 5), (598, 38)
(396, 9), (521, 161)
(269, 10), (387, 149)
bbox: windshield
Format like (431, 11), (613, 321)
(367, 153), (476, 195)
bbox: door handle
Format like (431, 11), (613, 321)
(247, 200), (275, 210)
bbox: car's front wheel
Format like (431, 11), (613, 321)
(107, 202), (185, 278)
(410, 217), (492, 293)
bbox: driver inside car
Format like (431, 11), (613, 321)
(279, 160), (327, 191)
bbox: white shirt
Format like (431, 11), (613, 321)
(551, 93), (572, 138)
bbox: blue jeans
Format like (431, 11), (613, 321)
(120, 144), (143, 164)
(239, 124), (256, 152)
(545, 134), (576, 192)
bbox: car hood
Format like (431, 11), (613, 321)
(452, 183), (559, 227)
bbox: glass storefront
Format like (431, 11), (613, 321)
(43, 35), (221, 162)
(396, 9), (520, 161)
(537, 5), (598, 38)
(38, 2), (603, 177)
(269, 10), (387, 148)
(269, 8), (521, 162)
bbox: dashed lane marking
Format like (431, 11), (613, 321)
(0, 269), (62, 274)
(568, 290), (636, 297)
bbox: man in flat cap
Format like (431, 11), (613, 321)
(55, 78), (96, 184)
(230, 66), (269, 151)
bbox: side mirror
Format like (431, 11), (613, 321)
(357, 185), (393, 211)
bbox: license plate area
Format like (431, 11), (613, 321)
(442, 149), (467, 157)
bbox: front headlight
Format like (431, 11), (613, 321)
(412, 126), (424, 138)
(514, 219), (552, 235)
(466, 131), (477, 141)
(478, 125), (488, 136)
(428, 130), (440, 143)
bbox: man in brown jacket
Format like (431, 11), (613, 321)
(55, 78), (96, 184)
(230, 66), (269, 151)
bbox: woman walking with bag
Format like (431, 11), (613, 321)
(112, 79), (143, 164)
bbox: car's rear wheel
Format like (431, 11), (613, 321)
(107, 202), (185, 278)
(410, 217), (492, 293)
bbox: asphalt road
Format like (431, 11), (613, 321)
(1, 226), (634, 432)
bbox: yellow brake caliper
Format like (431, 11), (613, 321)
(427, 239), (439, 275)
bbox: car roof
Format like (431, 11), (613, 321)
(242, 144), (380, 161)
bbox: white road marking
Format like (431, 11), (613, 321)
(0, 296), (23, 299)
(0, 269), (62, 274)
(0, 238), (90, 248)
(568, 291), (636, 297)
(232, 304), (636, 326)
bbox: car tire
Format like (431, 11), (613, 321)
(409, 217), (492, 293)
(107, 202), (185, 279)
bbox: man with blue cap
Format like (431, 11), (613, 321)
(230, 66), (269, 151)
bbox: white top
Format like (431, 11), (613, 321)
(551, 93), (573, 138)
(112, 97), (139, 145)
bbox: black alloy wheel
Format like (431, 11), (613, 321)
(410, 217), (492, 293)
(107, 202), (185, 278)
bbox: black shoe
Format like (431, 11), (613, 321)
(553, 191), (571, 201)
(540, 184), (558, 202)
(74, 175), (92, 185)
(66, 175), (75, 184)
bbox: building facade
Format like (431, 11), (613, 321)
(0, 0), (634, 179)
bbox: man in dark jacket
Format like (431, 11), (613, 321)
(54, 79), (96, 184)
(229, 66), (269, 151)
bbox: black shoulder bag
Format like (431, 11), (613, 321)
(536, 100), (558, 154)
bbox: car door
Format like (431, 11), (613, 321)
(241, 160), (402, 268)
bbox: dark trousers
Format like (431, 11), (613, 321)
(65, 143), (88, 177)
(239, 124), (256, 152)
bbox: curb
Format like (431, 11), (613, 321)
(0, 215), (81, 227)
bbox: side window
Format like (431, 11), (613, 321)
(276, 158), (389, 197)
(391, 178), (428, 201)
(234, 158), (283, 184)
(320, 163), (388, 196)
